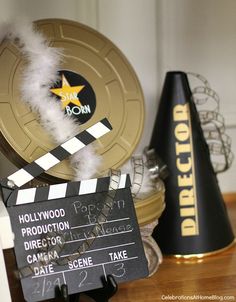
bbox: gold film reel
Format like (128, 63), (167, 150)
(0, 19), (145, 182)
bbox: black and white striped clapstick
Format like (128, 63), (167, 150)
(1, 118), (112, 202)
(7, 174), (130, 207)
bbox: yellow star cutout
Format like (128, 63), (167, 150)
(50, 74), (85, 109)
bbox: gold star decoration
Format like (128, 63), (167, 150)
(50, 74), (85, 109)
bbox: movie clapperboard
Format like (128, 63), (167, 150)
(1, 118), (149, 302)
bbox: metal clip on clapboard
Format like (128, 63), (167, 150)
(0, 118), (118, 302)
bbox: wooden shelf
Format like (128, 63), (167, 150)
(111, 201), (236, 301)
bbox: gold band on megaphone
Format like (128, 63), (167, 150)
(172, 239), (236, 260)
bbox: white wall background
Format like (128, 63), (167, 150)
(0, 0), (235, 192)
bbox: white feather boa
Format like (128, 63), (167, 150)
(0, 19), (155, 197)
(0, 19), (101, 180)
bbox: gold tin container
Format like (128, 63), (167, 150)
(0, 19), (145, 182)
(135, 182), (165, 226)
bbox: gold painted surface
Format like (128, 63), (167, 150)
(0, 19), (144, 182)
(171, 239), (236, 259)
(135, 184), (165, 226)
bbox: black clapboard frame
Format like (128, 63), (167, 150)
(0, 118), (149, 302)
